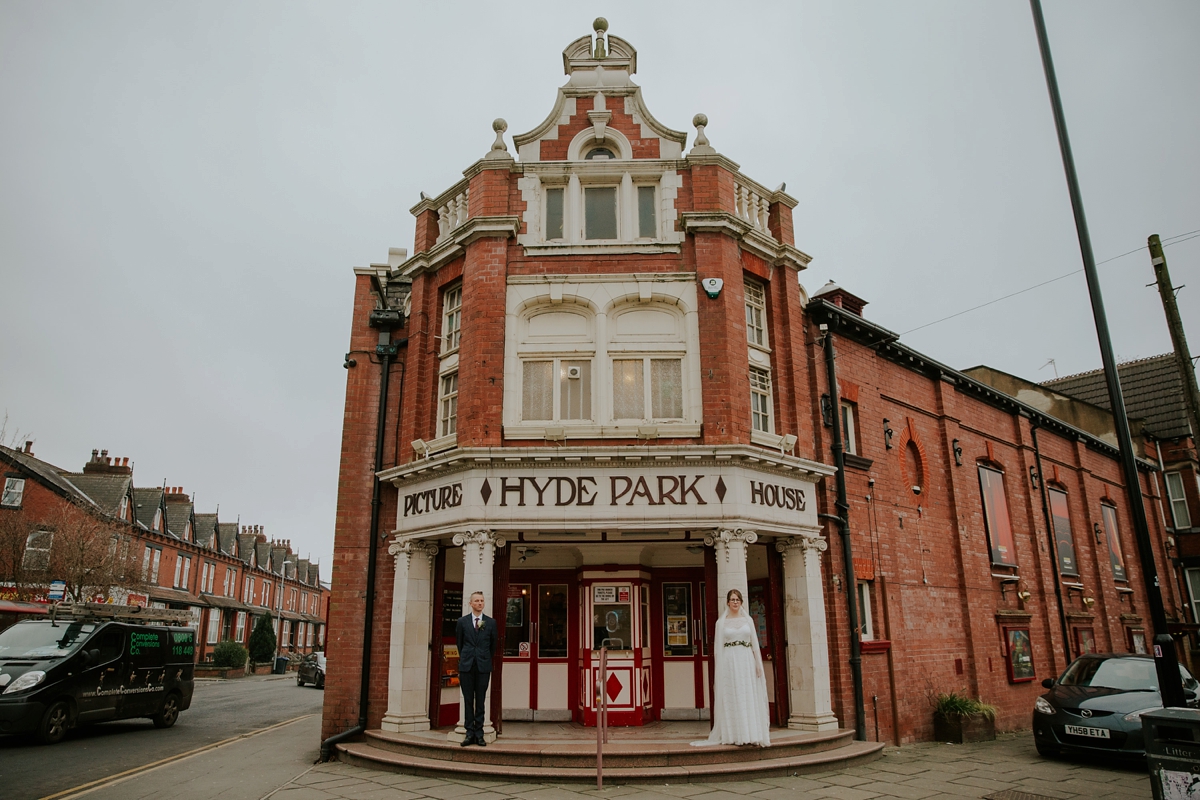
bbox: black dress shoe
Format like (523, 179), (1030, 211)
(476, 737), (487, 747)
(461, 736), (474, 747)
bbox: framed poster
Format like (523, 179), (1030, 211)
(441, 644), (460, 687)
(1074, 627), (1096, 656)
(747, 582), (769, 654)
(1004, 627), (1035, 683)
(662, 583), (692, 655)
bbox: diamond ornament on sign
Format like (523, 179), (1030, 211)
(606, 672), (623, 702)
(714, 477), (727, 502)
(480, 479), (492, 504)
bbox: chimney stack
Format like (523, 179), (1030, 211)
(24, 441), (34, 455)
(83, 449), (133, 475)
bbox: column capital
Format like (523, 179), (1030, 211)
(388, 539), (439, 569)
(451, 529), (507, 549)
(703, 528), (758, 547)
(774, 535), (827, 554)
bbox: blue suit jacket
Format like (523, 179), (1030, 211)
(456, 613), (498, 673)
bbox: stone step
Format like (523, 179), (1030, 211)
(361, 727), (856, 768)
(336, 737), (884, 784)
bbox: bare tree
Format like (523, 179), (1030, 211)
(0, 509), (40, 600)
(38, 503), (147, 603)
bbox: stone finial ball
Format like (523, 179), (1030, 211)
(593, 17), (608, 33)
(493, 118), (508, 133)
(693, 113), (708, 128)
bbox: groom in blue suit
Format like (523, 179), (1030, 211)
(455, 591), (498, 746)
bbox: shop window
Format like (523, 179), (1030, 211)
(441, 284), (462, 354)
(841, 403), (858, 455)
(750, 367), (773, 433)
(1166, 471), (1192, 529)
(857, 581), (874, 640)
(22, 530), (52, 571)
(1100, 503), (1127, 582)
(439, 372), (459, 437)
(745, 279), (767, 348)
(613, 358), (682, 421)
(1, 477), (25, 508)
(538, 584), (568, 658)
(584, 187), (618, 240)
(1046, 488), (1079, 577)
(978, 465), (1017, 567)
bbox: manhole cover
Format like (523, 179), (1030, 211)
(984, 791), (1062, 800)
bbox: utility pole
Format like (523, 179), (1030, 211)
(1149, 235), (1200, 446)
(1029, 1), (1186, 707)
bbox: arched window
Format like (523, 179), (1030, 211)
(517, 305), (596, 424)
(608, 302), (687, 422)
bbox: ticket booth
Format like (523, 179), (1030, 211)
(579, 574), (650, 726)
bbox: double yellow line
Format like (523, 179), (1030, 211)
(38, 714), (314, 800)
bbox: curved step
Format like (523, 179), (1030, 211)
(336, 737), (884, 784)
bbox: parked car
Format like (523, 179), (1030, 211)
(1033, 653), (1199, 758)
(0, 614), (195, 744)
(297, 652), (325, 689)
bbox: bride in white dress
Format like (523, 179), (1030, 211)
(691, 588), (771, 747)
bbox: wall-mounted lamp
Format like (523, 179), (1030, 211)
(820, 395), (834, 428)
(780, 433), (798, 454)
(1166, 536), (1176, 554)
(515, 546), (539, 563)
(831, 574), (842, 592)
(1029, 466), (1040, 489)
(343, 353), (357, 369)
(1093, 522), (1104, 545)
(411, 439), (430, 458)
(883, 419), (894, 450)
(1082, 596), (1096, 609)
(952, 439), (963, 467)
(1017, 590), (1032, 603)
(685, 544), (705, 555)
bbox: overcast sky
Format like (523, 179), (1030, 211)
(1, 1), (1197, 570)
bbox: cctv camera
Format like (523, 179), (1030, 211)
(912, 485), (922, 495)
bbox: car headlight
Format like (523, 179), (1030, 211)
(1123, 706), (1161, 722)
(2, 670), (45, 695)
(1034, 697), (1056, 715)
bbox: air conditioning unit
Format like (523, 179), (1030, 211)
(566, 366), (582, 380)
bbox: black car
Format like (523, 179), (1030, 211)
(297, 652), (325, 689)
(1033, 653), (1199, 758)
(0, 616), (195, 744)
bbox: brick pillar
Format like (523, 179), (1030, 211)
(449, 529), (506, 742)
(381, 539), (439, 732)
(776, 535), (839, 732)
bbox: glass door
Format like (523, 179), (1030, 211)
(500, 574), (575, 721)
(651, 570), (709, 720)
(580, 579), (647, 726)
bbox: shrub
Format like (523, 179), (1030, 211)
(212, 641), (248, 669)
(248, 613), (278, 663)
(933, 692), (997, 720)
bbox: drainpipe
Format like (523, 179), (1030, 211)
(1030, 422), (1072, 666)
(320, 303), (405, 762)
(819, 324), (866, 741)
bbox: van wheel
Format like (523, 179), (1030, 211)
(37, 700), (71, 745)
(316, 672), (324, 690)
(153, 693), (181, 729)
(297, 673), (305, 686)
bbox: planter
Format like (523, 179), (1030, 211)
(934, 712), (996, 744)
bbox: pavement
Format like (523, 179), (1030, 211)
(57, 718), (1153, 800)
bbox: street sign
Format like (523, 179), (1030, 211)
(48, 580), (65, 601)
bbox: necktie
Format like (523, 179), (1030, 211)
(475, 618), (481, 630)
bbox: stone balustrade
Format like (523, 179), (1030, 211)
(435, 185), (470, 244)
(734, 179), (772, 237)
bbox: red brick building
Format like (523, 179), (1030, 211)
(0, 444), (330, 663)
(323, 21), (1182, 751)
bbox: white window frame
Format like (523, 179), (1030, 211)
(750, 366), (773, 435)
(520, 358), (595, 423)
(1166, 471), (1192, 529)
(235, 611), (247, 643)
(610, 356), (685, 422)
(143, 546), (162, 583)
(173, 557), (184, 589)
(206, 610), (221, 644)
(441, 283), (463, 355)
(745, 279), (768, 349)
(181, 556), (191, 589)
(841, 402), (858, 456)
(22, 530), (53, 571)
(203, 561), (216, 594)
(262, 581), (272, 608)
(857, 581), (875, 640)
(439, 371), (459, 438)
(1, 477), (26, 508)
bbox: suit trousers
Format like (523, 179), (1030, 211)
(460, 668), (491, 739)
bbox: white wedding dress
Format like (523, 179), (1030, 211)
(691, 611), (772, 747)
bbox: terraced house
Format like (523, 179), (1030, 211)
(0, 443), (329, 665)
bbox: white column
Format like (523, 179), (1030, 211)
(567, 173), (582, 242)
(449, 529), (506, 742)
(704, 528), (757, 606)
(775, 535), (839, 732)
(381, 539), (439, 732)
